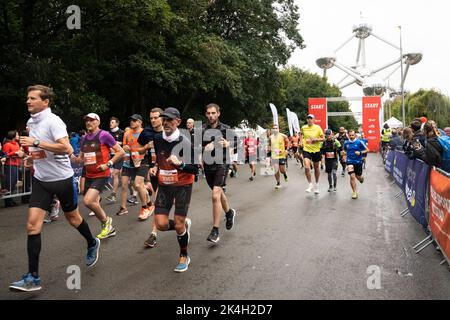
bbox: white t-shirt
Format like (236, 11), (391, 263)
(26, 108), (74, 182)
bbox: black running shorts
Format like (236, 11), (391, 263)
(325, 159), (338, 173)
(30, 176), (78, 212)
(347, 163), (363, 176)
(303, 151), (322, 163)
(84, 177), (109, 195)
(122, 165), (149, 179)
(204, 166), (229, 190)
(155, 184), (193, 217)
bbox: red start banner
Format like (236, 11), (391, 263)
(308, 98), (327, 132)
(429, 168), (450, 262)
(362, 96), (381, 152)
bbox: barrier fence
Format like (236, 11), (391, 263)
(0, 157), (32, 201)
(385, 150), (450, 266)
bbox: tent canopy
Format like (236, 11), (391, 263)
(383, 117), (403, 128)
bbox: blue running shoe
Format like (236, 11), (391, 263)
(86, 238), (101, 267)
(9, 273), (41, 292)
(174, 256), (191, 273)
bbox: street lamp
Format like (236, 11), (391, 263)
(399, 26), (405, 127)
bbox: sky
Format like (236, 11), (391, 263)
(289, 0), (450, 117)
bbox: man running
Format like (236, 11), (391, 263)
(290, 132), (302, 165)
(10, 85), (99, 292)
(71, 113), (124, 239)
(321, 129), (341, 192)
(360, 131), (369, 169)
(269, 124), (289, 189)
(116, 114), (151, 220)
(202, 103), (237, 243)
(148, 108), (198, 272)
(335, 127), (349, 176)
(244, 130), (259, 181)
(300, 114), (324, 194)
(139, 108), (164, 248)
(344, 130), (369, 199)
(105, 117), (124, 203)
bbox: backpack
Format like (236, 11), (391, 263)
(438, 135), (450, 172)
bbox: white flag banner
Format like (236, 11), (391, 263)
(269, 103), (279, 127)
(286, 108), (293, 136)
(291, 111), (300, 133)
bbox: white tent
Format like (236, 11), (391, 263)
(383, 117), (403, 128)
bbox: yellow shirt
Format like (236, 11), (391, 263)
(301, 124), (324, 153)
(270, 134), (287, 159)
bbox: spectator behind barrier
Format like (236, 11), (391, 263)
(417, 121), (443, 168)
(444, 127), (450, 137)
(402, 127), (414, 159)
(389, 129), (404, 151)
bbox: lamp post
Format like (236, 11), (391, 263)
(399, 26), (405, 127)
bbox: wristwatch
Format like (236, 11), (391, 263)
(107, 160), (113, 168)
(33, 138), (40, 147)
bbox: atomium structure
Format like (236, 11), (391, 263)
(316, 21), (422, 96)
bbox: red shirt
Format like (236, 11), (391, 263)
(244, 137), (259, 157)
(3, 141), (21, 167)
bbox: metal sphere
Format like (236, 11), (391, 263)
(362, 76), (386, 96)
(403, 53), (423, 65)
(316, 57), (336, 69)
(352, 23), (372, 39)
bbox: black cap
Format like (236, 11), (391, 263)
(161, 107), (181, 120)
(129, 114), (143, 121)
(325, 129), (332, 135)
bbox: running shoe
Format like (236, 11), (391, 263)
(328, 186), (333, 192)
(249, 176), (254, 182)
(225, 209), (236, 230)
(306, 184), (313, 193)
(146, 203), (155, 216)
(341, 171), (345, 177)
(86, 238), (101, 267)
(116, 207), (128, 216)
(207, 228), (220, 243)
(144, 233), (157, 248)
(97, 217), (116, 239)
(333, 186), (337, 192)
(174, 255), (191, 273)
(352, 192), (358, 199)
(105, 194), (117, 203)
(314, 186), (320, 194)
(127, 195), (139, 205)
(284, 174), (288, 182)
(359, 176), (364, 184)
(138, 207), (150, 221)
(275, 183), (281, 190)
(9, 273), (41, 292)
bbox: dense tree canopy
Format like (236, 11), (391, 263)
(1, 0), (357, 137)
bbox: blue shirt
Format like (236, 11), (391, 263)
(344, 139), (367, 164)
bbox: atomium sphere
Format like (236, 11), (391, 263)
(362, 76), (386, 96)
(352, 23), (372, 39)
(403, 53), (423, 65)
(316, 57), (336, 69)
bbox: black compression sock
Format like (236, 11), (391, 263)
(76, 219), (96, 248)
(28, 234), (41, 278)
(177, 230), (189, 257)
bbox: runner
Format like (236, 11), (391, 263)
(360, 131), (369, 169)
(116, 114), (151, 220)
(10, 85), (99, 292)
(300, 114), (324, 194)
(290, 132), (302, 165)
(321, 129), (341, 192)
(70, 113), (124, 239)
(335, 127), (349, 176)
(105, 117), (124, 203)
(146, 108), (198, 272)
(344, 129), (369, 199)
(202, 103), (237, 243)
(138, 108), (165, 248)
(244, 130), (259, 181)
(269, 124), (289, 189)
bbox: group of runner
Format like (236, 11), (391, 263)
(9, 85), (369, 292)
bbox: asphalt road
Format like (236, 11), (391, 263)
(1, 154), (449, 300)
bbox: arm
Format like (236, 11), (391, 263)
(20, 136), (73, 155)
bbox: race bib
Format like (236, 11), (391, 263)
(347, 165), (354, 173)
(159, 169), (179, 185)
(84, 152), (97, 165)
(29, 147), (47, 161)
(326, 152), (335, 159)
(248, 146), (255, 154)
(131, 151), (143, 167)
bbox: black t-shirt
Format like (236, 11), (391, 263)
(137, 126), (162, 167)
(202, 122), (236, 169)
(110, 128), (124, 144)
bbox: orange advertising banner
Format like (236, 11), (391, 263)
(308, 98), (327, 132)
(429, 168), (450, 261)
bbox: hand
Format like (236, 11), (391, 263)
(355, 151), (361, 156)
(205, 142), (214, 152)
(219, 138), (229, 148)
(145, 142), (153, 150)
(97, 164), (109, 172)
(19, 136), (35, 147)
(16, 150), (25, 158)
(149, 167), (158, 176)
(123, 145), (131, 152)
(167, 154), (182, 166)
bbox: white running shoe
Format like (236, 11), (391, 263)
(314, 186), (320, 194)
(306, 184), (313, 193)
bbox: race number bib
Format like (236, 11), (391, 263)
(159, 169), (178, 185)
(347, 165), (354, 173)
(84, 152), (97, 165)
(131, 152), (142, 167)
(29, 147), (47, 161)
(325, 152), (335, 159)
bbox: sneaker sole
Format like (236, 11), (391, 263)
(87, 239), (101, 268)
(174, 257), (191, 273)
(138, 216), (149, 221)
(97, 230), (116, 239)
(207, 237), (220, 243)
(9, 285), (42, 292)
(144, 242), (157, 248)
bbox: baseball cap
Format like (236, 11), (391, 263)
(419, 116), (427, 123)
(325, 129), (332, 135)
(84, 113), (100, 121)
(129, 114), (143, 121)
(307, 114), (315, 119)
(161, 107), (181, 120)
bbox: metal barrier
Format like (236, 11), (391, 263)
(0, 156), (32, 201)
